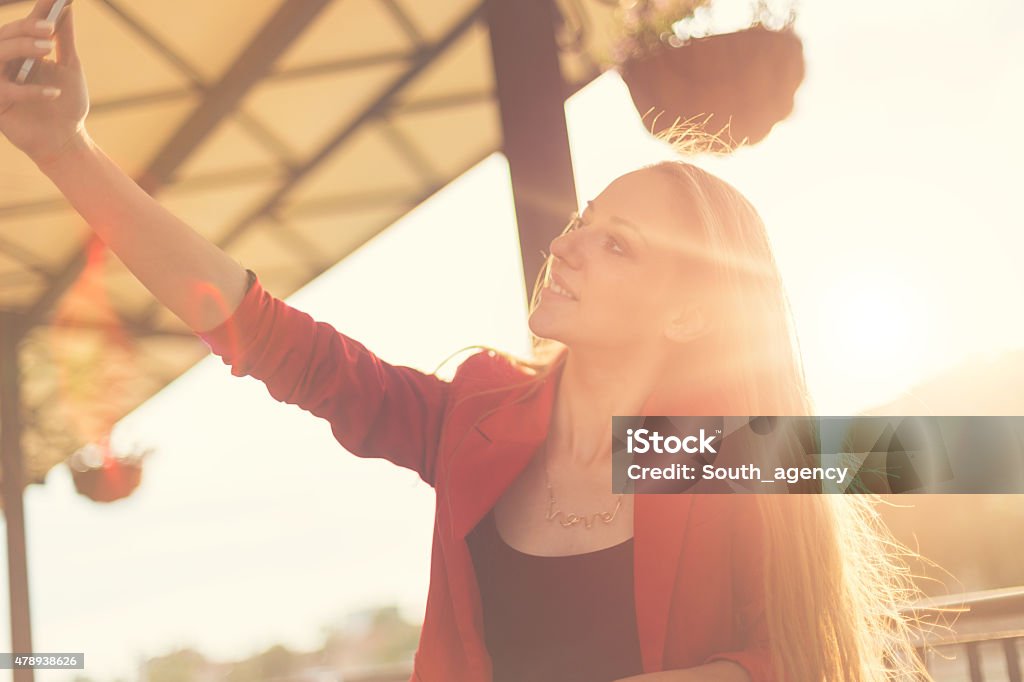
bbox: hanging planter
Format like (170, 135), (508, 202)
(612, 0), (805, 148)
(68, 437), (148, 503)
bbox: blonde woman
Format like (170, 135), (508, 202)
(0, 2), (934, 680)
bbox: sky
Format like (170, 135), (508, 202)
(3, 1), (1024, 680)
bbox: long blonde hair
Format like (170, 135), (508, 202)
(439, 158), (935, 680)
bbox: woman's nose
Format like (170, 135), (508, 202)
(549, 229), (580, 266)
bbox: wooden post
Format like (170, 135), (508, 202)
(1, 312), (34, 682)
(486, 0), (578, 307)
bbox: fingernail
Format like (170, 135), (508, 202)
(35, 20), (55, 33)
(42, 87), (61, 98)
(34, 39), (55, 50)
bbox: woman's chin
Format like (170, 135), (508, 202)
(527, 310), (570, 344)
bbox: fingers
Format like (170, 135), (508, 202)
(0, 5), (69, 77)
(0, 35), (55, 63)
(0, 80), (61, 102)
(55, 6), (77, 66)
(0, 15), (58, 42)
(28, 0), (60, 23)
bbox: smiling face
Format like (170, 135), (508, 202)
(528, 167), (712, 355)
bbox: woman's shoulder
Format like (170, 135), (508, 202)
(444, 348), (550, 416)
(453, 348), (537, 381)
(451, 348), (533, 393)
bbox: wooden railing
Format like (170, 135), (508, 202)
(299, 587), (1024, 682)
(907, 586), (1024, 681)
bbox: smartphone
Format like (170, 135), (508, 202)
(6, 0), (73, 84)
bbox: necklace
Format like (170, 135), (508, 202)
(541, 443), (625, 530)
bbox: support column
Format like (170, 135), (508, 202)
(485, 0), (578, 307)
(1, 313), (34, 682)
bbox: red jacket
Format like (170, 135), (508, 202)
(198, 273), (774, 682)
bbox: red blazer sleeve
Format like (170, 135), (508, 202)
(195, 270), (451, 487)
(702, 496), (775, 682)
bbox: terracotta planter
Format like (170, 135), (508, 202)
(69, 441), (144, 503)
(619, 24), (805, 147)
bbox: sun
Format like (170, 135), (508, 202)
(807, 270), (938, 412)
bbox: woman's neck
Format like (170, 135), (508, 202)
(547, 347), (663, 469)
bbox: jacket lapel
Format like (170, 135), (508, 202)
(634, 491), (694, 672)
(446, 362), (560, 540)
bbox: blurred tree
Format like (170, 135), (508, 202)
(223, 645), (296, 682)
(143, 647), (206, 682)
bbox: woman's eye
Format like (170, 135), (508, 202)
(569, 215), (624, 255)
(605, 236), (625, 255)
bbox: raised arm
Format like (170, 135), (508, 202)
(0, 0), (247, 333)
(197, 272), (463, 487)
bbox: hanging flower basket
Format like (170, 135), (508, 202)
(614, 2), (805, 148)
(68, 438), (147, 503)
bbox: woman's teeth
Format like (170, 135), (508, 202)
(551, 282), (577, 300)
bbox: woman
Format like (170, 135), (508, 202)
(0, 2), (935, 680)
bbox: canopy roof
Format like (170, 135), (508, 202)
(0, 0), (623, 487)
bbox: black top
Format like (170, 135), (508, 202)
(466, 507), (645, 682)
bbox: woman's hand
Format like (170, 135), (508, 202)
(0, 0), (89, 166)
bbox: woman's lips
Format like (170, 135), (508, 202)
(550, 272), (579, 299)
(543, 283), (578, 301)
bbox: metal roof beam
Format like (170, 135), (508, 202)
(377, 0), (425, 48)
(268, 47), (418, 82)
(219, 2), (487, 250)
(284, 189), (424, 219)
(20, 0), (334, 330)
(97, 0), (297, 164)
(0, 87), (497, 218)
(128, 1), (488, 328)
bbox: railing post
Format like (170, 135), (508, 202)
(966, 641), (983, 681)
(1006, 638), (1022, 682)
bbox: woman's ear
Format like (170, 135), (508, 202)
(663, 302), (712, 344)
